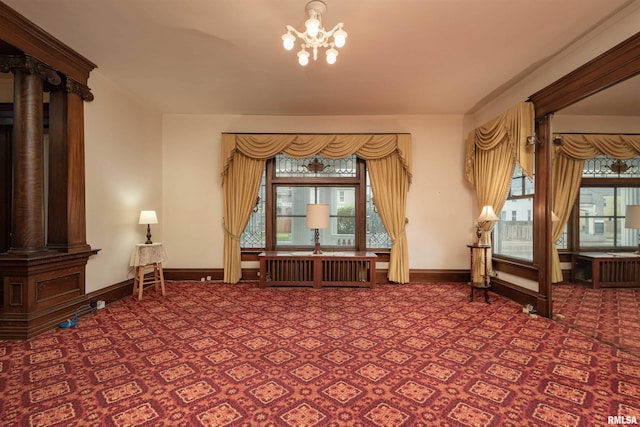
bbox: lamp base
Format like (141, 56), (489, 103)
(145, 224), (153, 245)
(313, 228), (322, 254)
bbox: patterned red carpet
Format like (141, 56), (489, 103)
(1, 281), (639, 426)
(553, 282), (640, 355)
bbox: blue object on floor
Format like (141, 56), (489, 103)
(58, 304), (96, 329)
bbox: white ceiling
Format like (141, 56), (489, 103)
(1, 0), (637, 115)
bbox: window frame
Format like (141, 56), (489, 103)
(572, 177), (640, 251)
(241, 156), (391, 255)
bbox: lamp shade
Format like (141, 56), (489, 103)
(138, 210), (158, 225)
(477, 205), (499, 222)
(306, 204), (329, 229)
(625, 205), (640, 229)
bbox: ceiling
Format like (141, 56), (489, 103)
(1, 0), (638, 115)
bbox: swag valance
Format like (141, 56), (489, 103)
(465, 102), (535, 185)
(220, 133), (412, 284)
(221, 133), (412, 180)
(554, 133), (640, 160)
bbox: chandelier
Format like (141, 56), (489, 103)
(281, 0), (347, 66)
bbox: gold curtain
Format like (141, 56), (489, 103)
(465, 102), (535, 282)
(550, 133), (640, 282)
(222, 150), (266, 283)
(368, 152), (410, 283)
(551, 154), (584, 282)
(220, 133), (412, 284)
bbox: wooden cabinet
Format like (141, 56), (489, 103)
(258, 251), (377, 288)
(572, 252), (640, 288)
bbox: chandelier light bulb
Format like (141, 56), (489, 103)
(282, 33), (295, 50)
(326, 48), (338, 64)
(333, 28), (347, 48)
(305, 17), (320, 37)
(281, 1), (346, 66)
(298, 50), (310, 66)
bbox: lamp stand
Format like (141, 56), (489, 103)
(145, 224), (153, 245)
(313, 228), (322, 254)
(475, 224), (483, 244)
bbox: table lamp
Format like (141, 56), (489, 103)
(625, 205), (640, 253)
(306, 204), (329, 254)
(138, 210), (158, 244)
(475, 205), (499, 243)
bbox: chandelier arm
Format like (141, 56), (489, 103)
(323, 23), (344, 38)
(285, 25), (306, 39)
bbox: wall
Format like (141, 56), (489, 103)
(471, 2), (640, 126)
(161, 114), (475, 273)
(84, 71), (163, 292)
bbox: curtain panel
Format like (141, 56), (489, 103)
(551, 133), (640, 282)
(465, 102), (535, 282)
(220, 133), (412, 284)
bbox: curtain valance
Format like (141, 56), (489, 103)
(465, 102), (535, 185)
(555, 134), (640, 160)
(221, 133), (412, 182)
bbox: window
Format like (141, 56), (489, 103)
(241, 154), (391, 251)
(577, 156), (640, 250)
(493, 163), (534, 261)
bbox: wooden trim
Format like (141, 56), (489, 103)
(529, 32), (640, 119)
(0, 2), (96, 84)
(163, 268), (225, 282)
(490, 277), (538, 309)
(409, 269), (469, 283)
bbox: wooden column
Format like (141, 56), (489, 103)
(9, 69), (45, 254)
(47, 83), (91, 252)
(533, 114), (553, 318)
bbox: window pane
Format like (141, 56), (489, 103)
(493, 198), (533, 261)
(510, 179), (523, 197)
(275, 154), (356, 178)
(240, 169), (266, 248)
(276, 186), (356, 249)
(579, 187), (613, 247)
(583, 156), (640, 178)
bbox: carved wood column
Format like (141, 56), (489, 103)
(1, 55), (61, 254)
(10, 69), (45, 253)
(47, 79), (93, 253)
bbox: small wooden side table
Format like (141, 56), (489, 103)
(130, 243), (167, 300)
(467, 244), (491, 304)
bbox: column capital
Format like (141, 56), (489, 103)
(0, 53), (61, 85)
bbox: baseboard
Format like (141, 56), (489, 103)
(410, 269), (469, 283)
(163, 268), (225, 281)
(86, 278), (134, 305)
(490, 276), (539, 309)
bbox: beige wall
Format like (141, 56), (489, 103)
(161, 114), (476, 272)
(84, 71), (163, 292)
(472, 2), (640, 126)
